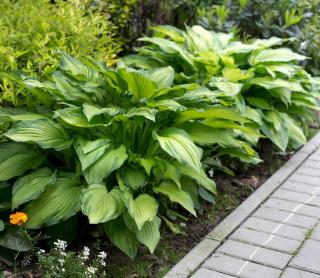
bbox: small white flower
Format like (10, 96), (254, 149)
(62, 268), (65, 272)
(54, 239), (67, 251)
(99, 260), (106, 267)
(60, 251), (67, 256)
(208, 168), (214, 178)
(98, 251), (107, 260)
(83, 246), (90, 256)
(58, 258), (65, 265)
(87, 266), (97, 274)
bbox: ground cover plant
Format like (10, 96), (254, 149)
(0, 52), (261, 263)
(0, 0), (122, 107)
(123, 25), (320, 152)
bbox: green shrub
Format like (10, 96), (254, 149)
(196, 0), (320, 74)
(0, 52), (260, 258)
(122, 25), (320, 151)
(0, 0), (121, 106)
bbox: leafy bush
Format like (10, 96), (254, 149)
(0, 0), (121, 106)
(123, 25), (320, 151)
(0, 53), (260, 258)
(196, 0), (320, 74)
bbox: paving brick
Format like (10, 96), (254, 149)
(217, 240), (291, 269)
(290, 240), (320, 274)
(263, 198), (320, 219)
(242, 217), (306, 241)
(311, 223), (320, 242)
(229, 227), (300, 254)
(272, 189), (320, 207)
(302, 159), (320, 169)
(253, 207), (318, 229)
(309, 153), (320, 162)
(281, 181), (320, 196)
(192, 268), (234, 278)
(296, 166), (320, 177)
(289, 173), (320, 187)
(203, 253), (281, 278)
(281, 267), (320, 278)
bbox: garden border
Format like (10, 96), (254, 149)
(164, 132), (320, 278)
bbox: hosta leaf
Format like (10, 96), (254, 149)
(135, 158), (155, 175)
(154, 181), (196, 216)
(155, 128), (202, 172)
(177, 164), (217, 194)
(246, 97), (273, 110)
(119, 69), (157, 101)
(55, 107), (105, 128)
(147, 66), (175, 89)
(281, 114), (307, 146)
(81, 184), (124, 224)
(177, 107), (250, 124)
(123, 192), (158, 230)
(83, 103), (122, 121)
(210, 78), (243, 96)
(104, 217), (139, 259)
(25, 176), (82, 229)
(5, 120), (72, 151)
(124, 107), (157, 122)
(262, 121), (288, 152)
(84, 145), (128, 184)
(0, 143), (44, 182)
(181, 123), (242, 148)
(121, 167), (147, 190)
(0, 227), (32, 252)
(222, 67), (254, 82)
(249, 77), (305, 92)
(12, 168), (57, 209)
(75, 138), (110, 170)
(249, 48), (306, 65)
(60, 51), (97, 81)
(147, 99), (184, 112)
(0, 107), (48, 122)
(125, 214), (161, 253)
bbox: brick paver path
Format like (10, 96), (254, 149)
(192, 150), (320, 278)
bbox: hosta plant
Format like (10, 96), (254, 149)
(123, 25), (320, 151)
(0, 53), (259, 258)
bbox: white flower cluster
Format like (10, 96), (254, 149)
(54, 239), (67, 251)
(80, 246), (90, 261)
(98, 251), (107, 267)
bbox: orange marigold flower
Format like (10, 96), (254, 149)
(10, 212), (28, 226)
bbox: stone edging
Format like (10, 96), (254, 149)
(164, 132), (320, 278)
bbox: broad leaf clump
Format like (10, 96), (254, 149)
(123, 25), (320, 151)
(0, 53), (260, 258)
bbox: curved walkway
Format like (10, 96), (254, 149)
(165, 133), (320, 278)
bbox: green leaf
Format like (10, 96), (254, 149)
(83, 103), (122, 121)
(246, 97), (273, 110)
(147, 66), (175, 89)
(83, 145), (128, 184)
(12, 168), (57, 209)
(0, 227), (32, 252)
(104, 217), (139, 259)
(154, 181), (196, 216)
(5, 119), (72, 151)
(119, 69), (157, 101)
(249, 48), (306, 65)
(125, 214), (161, 253)
(123, 192), (158, 230)
(0, 107), (48, 122)
(81, 184), (124, 224)
(155, 128), (202, 172)
(0, 220), (4, 232)
(0, 143), (44, 182)
(222, 67), (254, 82)
(281, 114), (307, 146)
(75, 138), (110, 170)
(262, 121), (288, 152)
(121, 167), (147, 190)
(210, 78), (243, 96)
(25, 176), (82, 229)
(177, 164), (217, 194)
(135, 158), (155, 175)
(177, 107), (250, 124)
(125, 107), (157, 122)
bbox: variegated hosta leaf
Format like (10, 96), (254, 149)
(25, 176), (82, 229)
(146, 66), (175, 89)
(81, 184), (124, 224)
(123, 192), (158, 230)
(12, 168), (57, 209)
(0, 107), (48, 122)
(121, 167), (147, 190)
(154, 181), (196, 216)
(5, 119), (72, 151)
(281, 114), (307, 146)
(83, 145), (128, 184)
(82, 103), (122, 122)
(249, 48), (306, 65)
(155, 128), (202, 172)
(0, 143), (44, 182)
